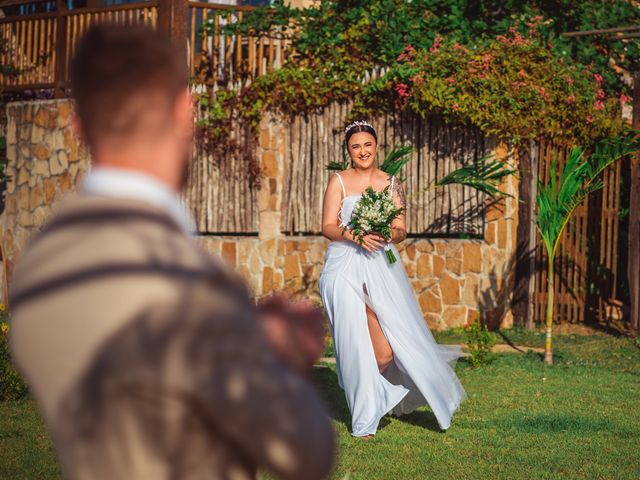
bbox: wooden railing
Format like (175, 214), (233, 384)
(189, 2), (288, 85)
(0, 0), (289, 95)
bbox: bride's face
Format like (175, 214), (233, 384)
(348, 132), (377, 169)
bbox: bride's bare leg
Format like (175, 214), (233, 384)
(366, 305), (393, 372)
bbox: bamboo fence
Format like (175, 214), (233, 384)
(281, 106), (493, 236)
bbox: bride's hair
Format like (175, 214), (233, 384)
(344, 120), (377, 144)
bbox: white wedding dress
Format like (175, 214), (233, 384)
(319, 173), (466, 437)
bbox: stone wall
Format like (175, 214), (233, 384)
(1, 100), (89, 287)
(0, 99), (518, 329)
(200, 113), (519, 330)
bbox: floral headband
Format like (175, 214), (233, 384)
(344, 120), (374, 136)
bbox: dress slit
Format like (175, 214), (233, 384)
(363, 286), (395, 372)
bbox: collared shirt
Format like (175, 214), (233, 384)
(80, 167), (196, 234)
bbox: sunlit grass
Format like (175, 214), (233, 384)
(2, 331), (639, 480)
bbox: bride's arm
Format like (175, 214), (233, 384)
(391, 178), (407, 244)
(321, 174), (355, 242)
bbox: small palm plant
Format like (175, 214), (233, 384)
(378, 144), (414, 179)
(430, 156), (516, 200)
(536, 136), (640, 365)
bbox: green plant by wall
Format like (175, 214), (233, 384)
(228, 0), (640, 95)
(464, 317), (497, 368)
(358, 33), (626, 145)
(0, 308), (28, 401)
(536, 135), (640, 365)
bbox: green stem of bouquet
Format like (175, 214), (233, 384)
(385, 248), (397, 264)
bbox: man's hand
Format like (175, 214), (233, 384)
(257, 293), (326, 376)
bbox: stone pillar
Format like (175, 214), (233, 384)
(1, 100), (90, 302)
(480, 142), (519, 328)
(256, 114), (286, 294)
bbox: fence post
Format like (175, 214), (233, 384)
(513, 143), (537, 328)
(157, 0), (188, 59)
(629, 72), (640, 332)
(54, 0), (68, 98)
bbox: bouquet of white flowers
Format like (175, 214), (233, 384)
(347, 186), (404, 264)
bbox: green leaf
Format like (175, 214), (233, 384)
(435, 154), (516, 200)
(379, 144), (413, 178)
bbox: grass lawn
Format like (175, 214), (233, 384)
(2, 327), (640, 480)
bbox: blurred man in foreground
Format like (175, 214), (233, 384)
(9, 24), (334, 480)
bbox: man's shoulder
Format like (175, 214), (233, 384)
(10, 195), (242, 307)
(24, 195), (202, 265)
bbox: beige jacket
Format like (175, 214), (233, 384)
(10, 195), (334, 480)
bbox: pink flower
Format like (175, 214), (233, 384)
(593, 73), (604, 85)
(453, 42), (462, 51)
(527, 15), (544, 27)
(538, 86), (550, 101)
(412, 73), (424, 86)
(527, 17), (545, 37)
(594, 100), (604, 110)
(507, 28), (529, 46)
(518, 69), (527, 79)
(597, 89), (606, 99)
(430, 34), (443, 53)
(563, 75), (574, 85)
(620, 94), (632, 105)
(395, 83), (412, 98)
(446, 75), (456, 85)
(397, 44), (416, 63)
(481, 53), (493, 70)
(566, 94), (576, 103)
(586, 115), (594, 124)
(452, 103), (460, 111)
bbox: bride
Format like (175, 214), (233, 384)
(319, 120), (466, 438)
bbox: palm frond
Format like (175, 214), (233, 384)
(535, 134), (640, 259)
(583, 135), (640, 186)
(435, 154), (516, 200)
(326, 161), (348, 171)
(380, 144), (413, 179)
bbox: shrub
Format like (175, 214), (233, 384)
(0, 307), (28, 401)
(464, 318), (496, 368)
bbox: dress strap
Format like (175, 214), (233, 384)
(335, 172), (347, 198)
(390, 175), (395, 192)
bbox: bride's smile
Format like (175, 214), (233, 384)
(348, 131), (378, 169)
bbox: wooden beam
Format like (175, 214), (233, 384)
(157, 0), (188, 61)
(629, 72), (640, 332)
(53, 0), (67, 98)
(562, 25), (640, 37)
(512, 143), (537, 328)
(605, 33), (640, 41)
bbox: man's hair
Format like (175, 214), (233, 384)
(70, 24), (188, 147)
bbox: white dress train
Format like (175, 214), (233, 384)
(319, 173), (466, 437)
